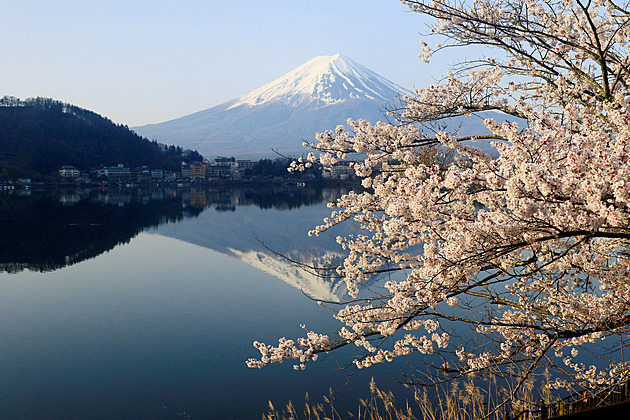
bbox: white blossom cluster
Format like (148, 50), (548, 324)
(249, 0), (630, 394)
(246, 325), (331, 370)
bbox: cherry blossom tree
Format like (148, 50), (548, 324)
(248, 0), (630, 414)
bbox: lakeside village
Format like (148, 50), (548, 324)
(2, 156), (406, 189)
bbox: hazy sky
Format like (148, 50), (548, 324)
(1, 0), (487, 127)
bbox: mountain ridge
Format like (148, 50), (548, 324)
(0, 96), (203, 179)
(133, 54), (410, 158)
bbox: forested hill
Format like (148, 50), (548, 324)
(0, 96), (203, 179)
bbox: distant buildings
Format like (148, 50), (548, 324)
(381, 159), (406, 173)
(59, 166), (80, 178)
(151, 169), (165, 180)
(236, 160), (255, 170)
(321, 159), (404, 179)
(322, 161), (354, 180)
(57, 157), (256, 183)
(181, 162), (191, 179)
(53, 154), (398, 184)
(103, 164), (130, 181)
(207, 157), (236, 179)
(189, 162), (207, 179)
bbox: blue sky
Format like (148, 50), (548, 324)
(1, 0), (488, 127)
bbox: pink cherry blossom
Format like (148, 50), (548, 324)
(250, 0), (630, 409)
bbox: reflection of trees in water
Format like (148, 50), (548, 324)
(241, 187), (324, 210)
(0, 185), (353, 274)
(184, 186), (355, 212)
(0, 188), (202, 273)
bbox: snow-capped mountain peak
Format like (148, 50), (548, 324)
(133, 54), (411, 158)
(227, 54), (408, 109)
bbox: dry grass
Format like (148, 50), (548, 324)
(262, 376), (538, 420)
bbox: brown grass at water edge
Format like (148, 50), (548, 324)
(261, 377), (533, 420)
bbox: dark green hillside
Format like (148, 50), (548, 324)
(0, 96), (202, 179)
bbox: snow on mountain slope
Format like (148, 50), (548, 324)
(228, 53), (406, 108)
(133, 54), (410, 158)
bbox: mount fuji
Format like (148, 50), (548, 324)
(133, 54), (409, 158)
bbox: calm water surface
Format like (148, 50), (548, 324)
(0, 187), (411, 419)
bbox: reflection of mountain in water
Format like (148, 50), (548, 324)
(155, 187), (360, 302)
(2, 186), (361, 301)
(229, 249), (348, 302)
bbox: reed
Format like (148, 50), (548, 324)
(262, 376), (537, 420)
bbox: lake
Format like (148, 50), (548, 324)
(0, 186), (413, 419)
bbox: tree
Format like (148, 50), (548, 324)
(0, 96), (203, 176)
(247, 0), (630, 415)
